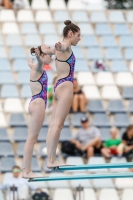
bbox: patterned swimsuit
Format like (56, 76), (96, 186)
(54, 52), (76, 92)
(30, 71), (48, 108)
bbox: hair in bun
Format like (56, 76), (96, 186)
(64, 20), (71, 26)
(63, 19), (80, 38)
(30, 46), (43, 55)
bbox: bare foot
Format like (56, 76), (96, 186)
(47, 160), (69, 169)
(22, 169), (41, 179)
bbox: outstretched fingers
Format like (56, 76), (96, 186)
(55, 42), (62, 50)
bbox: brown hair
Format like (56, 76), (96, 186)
(63, 20), (80, 38)
(126, 125), (133, 133)
(30, 46), (43, 56)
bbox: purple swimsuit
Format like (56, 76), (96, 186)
(30, 71), (48, 108)
(54, 52), (76, 92)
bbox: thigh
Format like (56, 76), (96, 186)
(52, 82), (73, 126)
(28, 99), (45, 136)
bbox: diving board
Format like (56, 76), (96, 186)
(52, 162), (133, 171)
(28, 172), (133, 182)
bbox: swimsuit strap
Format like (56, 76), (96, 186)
(55, 52), (73, 63)
(30, 71), (45, 82)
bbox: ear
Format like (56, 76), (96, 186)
(68, 30), (73, 38)
(41, 53), (45, 58)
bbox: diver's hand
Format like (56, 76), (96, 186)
(35, 48), (44, 63)
(28, 59), (34, 68)
(55, 42), (62, 51)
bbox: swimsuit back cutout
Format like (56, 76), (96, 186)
(30, 71), (48, 107)
(54, 52), (76, 92)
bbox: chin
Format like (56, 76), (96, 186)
(72, 43), (77, 46)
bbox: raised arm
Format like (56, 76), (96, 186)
(41, 44), (55, 55)
(34, 48), (44, 71)
(28, 59), (34, 69)
(55, 42), (69, 52)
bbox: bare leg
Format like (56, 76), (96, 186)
(46, 82), (73, 168)
(72, 94), (79, 112)
(87, 146), (94, 158)
(79, 94), (86, 112)
(101, 148), (111, 158)
(82, 137), (101, 151)
(22, 99), (45, 178)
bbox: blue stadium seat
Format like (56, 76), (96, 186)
(93, 178), (115, 188)
(53, 11), (70, 22)
(75, 59), (89, 72)
(13, 59), (30, 72)
(0, 72), (14, 84)
(120, 128), (126, 139)
(114, 24), (130, 35)
(17, 72), (29, 85)
(100, 128), (111, 142)
(0, 47), (7, 58)
(57, 23), (65, 35)
(5, 34), (22, 46)
(90, 12), (107, 23)
(87, 48), (103, 59)
(113, 113), (130, 128)
(87, 100), (105, 113)
(70, 173), (92, 188)
(107, 100), (126, 113)
(122, 87), (133, 99)
(120, 36), (133, 48)
(59, 127), (72, 142)
(39, 23), (56, 34)
(0, 128), (10, 142)
(124, 48), (133, 60)
(71, 113), (87, 127)
(9, 113), (27, 127)
(20, 23), (38, 34)
(10, 47), (27, 59)
(43, 34), (59, 46)
(127, 11), (133, 23)
(1, 84), (19, 98)
(109, 11), (125, 23)
(21, 85), (32, 98)
(0, 157), (16, 172)
(0, 59), (10, 71)
(92, 113), (111, 128)
(106, 48), (122, 59)
(37, 127), (48, 142)
(82, 35), (98, 47)
(17, 142), (36, 157)
(24, 34), (42, 47)
(101, 36), (117, 47)
(95, 23), (112, 35)
(31, 157), (41, 172)
(72, 11), (89, 22)
(72, 47), (84, 59)
(0, 142), (14, 157)
(128, 100), (133, 113)
(111, 60), (128, 72)
(64, 117), (70, 127)
(13, 127), (28, 142)
(78, 23), (94, 35)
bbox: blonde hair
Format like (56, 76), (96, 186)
(110, 127), (118, 133)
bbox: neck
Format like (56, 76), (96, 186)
(63, 38), (71, 46)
